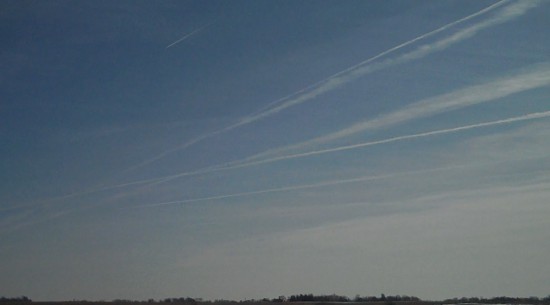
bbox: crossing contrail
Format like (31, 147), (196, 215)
(131, 110), (550, 208)
(166, 23), (211, 49)
(136, 110), (550, 186)
(26, 63), (550, 207)
(130, 0), (512, 170)
(227, 0), (512, 127)
(229, 111), (550, 168)
(298, 0), (543, 147)
(10, 110), (549, 214)
(249, 64), (550, 163)
(15, 0), (537, 209)
(132, 165), (465, 208)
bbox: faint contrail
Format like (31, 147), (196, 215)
(127, 110), (550, 209)
(0, 173), (172, 213)
(230, 111), (550, 167)
(132, 165), (464, 208)
(228, 0), (511, 126)
(30, 61), (550, 206)
(11, 109), (549, 213)
(166, 23), (211, 49)
(17, 0), (534, 207)
(133, 110), (550, 186)
(247, 60), (550, 162)
(130, 0), (510, 170)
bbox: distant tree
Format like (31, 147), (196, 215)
(272, 296), (286, 302)
(0, 296), (32, 303)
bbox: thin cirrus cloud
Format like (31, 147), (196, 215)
(133, 106), (550, 208)
(245, 60), (550, 162)
(212, 110), (550, 171)
(10, 0), (539, 211)
(134, 165), (466, 208)
(20, 59), (550, 208)
(129, 109), (550, 202)
(128, 0), (519, 170)
(165, 23), (212, 49)
(227, 0), (513, 128)
(65, 60), (550, 195)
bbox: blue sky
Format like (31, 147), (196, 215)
(1, 0), (550, 301)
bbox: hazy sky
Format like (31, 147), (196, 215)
(1, 0), (550, 301)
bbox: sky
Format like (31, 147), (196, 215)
(1, 0), (550, 301)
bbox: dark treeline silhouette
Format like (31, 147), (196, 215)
(0, 297), (31, 303)
(3, 294), (550, 304)
(100, 294), (550, 304)
(284, 293), (421, 302)
(353, 294), (421, 302)
(287, 294), (350, 302)
(157, 298), (198, 304)
(442, 296), (550, 304)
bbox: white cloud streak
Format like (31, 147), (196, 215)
(165, 23), (211, 49)
(227, 0), (513, 128)
(21, 0), (539, 207)
(217, 111), (550, 169)
(15, 107), (548, 214)
(24, 64), (550, 209)
(247, 60), (550, 161)
(133, 165), (464, 208)
(131, 0), (514, 169)
(127, 110), (550, 194)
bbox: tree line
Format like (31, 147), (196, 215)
(284, 294), (420, 302)
(0, 297), (31, 303)
(442, 296), (550, 304)
(3, 294), (550, 304)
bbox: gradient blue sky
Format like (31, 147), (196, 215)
(1, 0), (550, 301)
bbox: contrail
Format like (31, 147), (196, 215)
(9, 110), (549, 213)
(119, 131), (222, 174)
(166, 23), (211, 49)
(26, 59), (549, 207)
(132, 165), (465, 208)
(230, 111), (550, 167)
(228, 0), (511, 126)
(129, 110), (550, 208)
(1, 146), (241, 213)
(0, 173), (171, 213)
(134, 110), (550, 186)
(15, 0), (534, 207)
(130, 0), (511, 170)
(247, 60), (550, 162)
